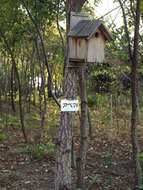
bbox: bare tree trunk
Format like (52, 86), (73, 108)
(35, 38), (47, 140)
(88, 107), (93, 138)
(4, 55), (8, 129)
(110, 93), (113, 137)
(48, 74), (52, 98)
(131, 0), (142, 187)
(37, 74), (42, 115)
(0, 90), (2, 117)
(76, 67), (88, 190)
(10, 65), (16, 113)
(40, 64), (47, 141)
(32, 74), (36, 106)
(39, 60), (47, 141)
(28, 44), (35, 112)
(118, 0), (142, 187)
(55, 68), (79, 190)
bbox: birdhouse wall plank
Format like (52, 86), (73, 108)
(69, 38), (76, 59)
(69, 38), (87, 60)
(87, 31), (105, 63)
(76, 38), (87, 59)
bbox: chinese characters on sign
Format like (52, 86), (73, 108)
(61, 99), (79, 112)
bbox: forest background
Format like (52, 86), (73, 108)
(0, 0), (143, 189)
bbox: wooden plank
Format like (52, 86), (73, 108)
(87, 32), (105, 63)
(69, 58), (85, 63)
(68, 59), (85, 67)
(69, 38), (76, 58)
(76, 38), (87, 59)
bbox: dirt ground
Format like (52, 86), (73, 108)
(0, 131), (137, 190)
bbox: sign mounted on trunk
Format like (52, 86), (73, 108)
(61, 99), (79, 112)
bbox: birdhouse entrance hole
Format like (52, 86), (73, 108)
(95, 32), (99, 38)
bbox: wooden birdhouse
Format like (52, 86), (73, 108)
(68, 12), (113, 64)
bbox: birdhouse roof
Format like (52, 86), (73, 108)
(68, 20), (113, 41)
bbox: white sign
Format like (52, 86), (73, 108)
(61, 99), (79, 112)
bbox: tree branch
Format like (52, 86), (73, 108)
(118, 0), (133, 61)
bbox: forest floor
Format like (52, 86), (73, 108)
(0, 102), (142, 190)
(0, 128), (139, 190)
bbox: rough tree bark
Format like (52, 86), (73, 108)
(76, 67), (88, 190)
(55, 0), (86, 189)
(55, 68), (79, 190)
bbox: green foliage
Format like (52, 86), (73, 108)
(87, 93), (97, 107)
(87, 62), (121, 95)
(138, 152), (143, 161)
(0, 133), (6, 140)
(8, 114), (21, 128)
(137, 153), (143, 189)
(23, 142), (55, 160)
(137, 183), (143, 190)
(90, 174), (101, 184)
(104, 152), (112, 168)
(0, 125), (4, 130)
(104, 177), (112, 188)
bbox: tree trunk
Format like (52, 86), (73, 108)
(55, 1), (86, 189)
(32, 74), (36, 106)
(35, 37), (47, 141)
(4, 55), (8, 129)
(76, 67), (88, 190)
(131, 0), (142, 188)
(0, 90), (2, 117)
(55, 68), (79, 190)
(88, 107), (93, 138)
(48, 74), (52, 98)
(110, 93), (113, 137)
(28, 44), (35, 112)
(39, 59), (47, 141)
(118, 0), (142, 187)
(10, 65), (16, 113)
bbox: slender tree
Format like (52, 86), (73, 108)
(131, 0), (142, 187)
(118, 0), (142, 188)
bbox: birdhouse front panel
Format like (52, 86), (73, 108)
(69, 37), (87, 60)
(87, 29), (105, 63)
